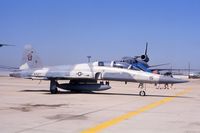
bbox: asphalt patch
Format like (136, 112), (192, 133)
(46, 114), (87, 120)
(9, 104), (68, 112)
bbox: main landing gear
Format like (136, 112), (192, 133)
(50, 80), (58, 94)
(155, 84), (174, 89)
(138, 83), (146, 96)
(100, 81), (110, 85)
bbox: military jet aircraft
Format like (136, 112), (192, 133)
(0, 44), (15, 47)
(112, 43), (198, 77)
(189, 72), (200, 79)
(9, 45), (188, 96)
(112, 42), (170, 73)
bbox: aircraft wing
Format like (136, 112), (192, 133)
(0, 65), (19, 71)
(149, 68), (200, 72)
(149, 63), (170, 68)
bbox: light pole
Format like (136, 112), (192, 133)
(87, 56), (91, 63)
(188, 62), (191, 76)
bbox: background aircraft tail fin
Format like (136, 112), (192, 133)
(140, 42), (149, 62)
(20, 45), (43, 70)
(145, 42), (148, 55)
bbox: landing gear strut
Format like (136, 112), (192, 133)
(100, 81), (110, 85)
(164, 84), (169, 89)
(50, 80), (58, 94)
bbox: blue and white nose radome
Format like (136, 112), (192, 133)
(159, 76), (189, 84)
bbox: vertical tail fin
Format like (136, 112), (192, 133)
(145, 42), (148, 55)
(19, 45), (43, 70)
(140, 42), (149, 62)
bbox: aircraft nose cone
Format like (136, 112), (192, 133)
(159, 76), (189, 84)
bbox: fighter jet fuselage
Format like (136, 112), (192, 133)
(9, 45), (188, 96)
(10, 61), (187, 93)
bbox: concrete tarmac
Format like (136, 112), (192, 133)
(0, 77), (199, 133)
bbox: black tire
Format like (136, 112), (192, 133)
(50, 87), (58, 94)
(100, 81), (104, 85)
(106, 81), (109, 85)
(139, 91), (146, 96)
(50, 80), (58, 94)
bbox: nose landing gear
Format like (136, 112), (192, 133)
(138, 83), (146, 96)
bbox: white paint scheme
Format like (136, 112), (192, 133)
(9, 46), (188, 96)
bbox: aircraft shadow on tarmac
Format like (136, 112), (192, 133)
(20, 89), (191, 98)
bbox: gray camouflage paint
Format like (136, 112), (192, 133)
(10, 62), (188, 84)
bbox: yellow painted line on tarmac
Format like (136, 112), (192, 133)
(81, 88), (192, 133)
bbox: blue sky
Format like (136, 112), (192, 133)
(0, 0), (200, 68)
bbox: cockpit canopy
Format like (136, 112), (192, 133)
(93, 61), (140, 71)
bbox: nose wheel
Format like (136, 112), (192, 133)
(139, 91), (146, 96)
